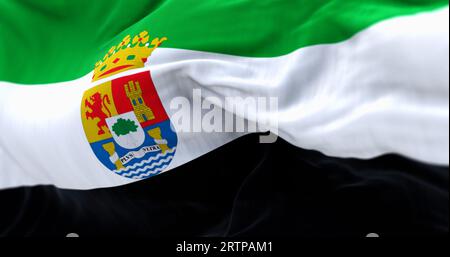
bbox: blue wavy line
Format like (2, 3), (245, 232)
(131, 165), (168, 180)
(120, 157), (174, 178)
(116, 151), (176, 176)
(115, 147), (177, 172)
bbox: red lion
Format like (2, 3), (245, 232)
(85, 92), (112, 135)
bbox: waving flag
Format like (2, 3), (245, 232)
(0, 0), (448, 190)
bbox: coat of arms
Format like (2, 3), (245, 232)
(81, 31), (177, 180)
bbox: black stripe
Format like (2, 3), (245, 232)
(0, 134), (447, 237)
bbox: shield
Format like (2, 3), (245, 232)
(106, 111), (145, 150)
(81, 71), (178, 180)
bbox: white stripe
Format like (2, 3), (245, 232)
(0, 8), (448, 189)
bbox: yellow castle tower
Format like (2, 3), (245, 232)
(124, 80), (155, 123)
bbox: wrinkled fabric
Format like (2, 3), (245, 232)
(0, 134), (447, 237)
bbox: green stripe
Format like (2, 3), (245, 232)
(0, 0), (447, 84)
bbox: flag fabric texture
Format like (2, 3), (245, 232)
(0, 0), (448, 191)
(1, 134), (448, 236)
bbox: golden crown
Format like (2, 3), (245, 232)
(92, 31), (167, 82)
